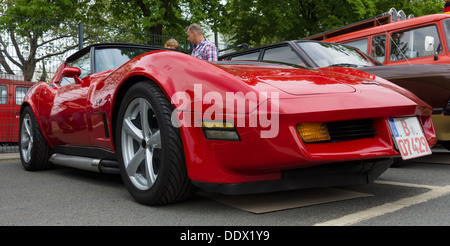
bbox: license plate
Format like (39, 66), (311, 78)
(388, 117), (432, 160)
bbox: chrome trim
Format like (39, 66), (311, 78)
(49, 154), (100, 173)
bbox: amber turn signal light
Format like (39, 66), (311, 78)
(296, 123), (330, 143)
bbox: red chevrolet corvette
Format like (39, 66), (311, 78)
(20, 43), (436, 205)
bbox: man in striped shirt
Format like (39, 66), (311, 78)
(186, 23), (218, 62)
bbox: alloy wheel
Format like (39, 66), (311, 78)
(121, 98), (161, 190)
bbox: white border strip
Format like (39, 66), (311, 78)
(374, 180), (442, 190)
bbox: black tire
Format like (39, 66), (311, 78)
(116, 81), (195, 205)
(19, 106), (52, 171)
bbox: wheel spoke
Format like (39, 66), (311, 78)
(123, 118), (143, 141)
(27, 141), (32, 157)
(126, 147), (145, 177)
(20, 115), (33, 163)
(21, 138), (28, 149)
(140, 99), (151, 139)
(144, 148), (157, 186)
(148, 130), (161, 149)
(24, 118), (31, 136)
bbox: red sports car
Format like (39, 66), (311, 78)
(20, 43), (436, 205)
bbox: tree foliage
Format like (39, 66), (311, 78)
(0, 0), (227, 80)
(0, 0), (95, 80)
(0, 0), (446, 81)
(223, 0), (445, 46)
(105, 0), (226, 38)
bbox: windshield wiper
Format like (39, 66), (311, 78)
(328, 63), (360, 68)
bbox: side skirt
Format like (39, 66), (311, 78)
(49, 146), (120, 174)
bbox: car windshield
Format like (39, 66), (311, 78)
(94, 47), (153, 73)
(296, 41), (375, 68)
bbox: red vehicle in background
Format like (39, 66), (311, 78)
(308, 9), (450, 66)
(0, 76), (33, 144)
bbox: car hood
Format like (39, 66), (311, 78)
(216, 62), (431, 109)
(215, 62), (375, 96)
(254, 75), (356, 95)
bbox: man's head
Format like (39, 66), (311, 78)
(186, 23), (204, 45)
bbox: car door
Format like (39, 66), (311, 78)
(0, 83), (9, 142)
(46, 50), (92, 146)
(387, 25), (443, 65)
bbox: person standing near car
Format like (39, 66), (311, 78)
(186, 23), (218, 62)
(164, 38), (180, 50)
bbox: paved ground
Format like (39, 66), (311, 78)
(1, 147), (450, 229)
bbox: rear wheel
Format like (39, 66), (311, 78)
(116, 81), (195, 205)
(19, 106), (52, 171)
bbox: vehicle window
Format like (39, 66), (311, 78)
(62, 51), (91, 86)
(390, 25), (441, 61)
(371, 35), (386, 63)
(262, 46), (303, 64)
(68, 52), (91, 79)
(94, 48), (151, 73)
(15, 87), (29, 105)
(343, 39), (369, 54)
(443, 19), (450, 52)
(296, 41), (374, 67)
(0, 85), (6, 105)
(229, 51), (260, 61)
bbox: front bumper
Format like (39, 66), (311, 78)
(193, 158), (393, 195)
(178, 93), (434, 186)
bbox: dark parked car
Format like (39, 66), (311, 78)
(219, 40), (450, 150)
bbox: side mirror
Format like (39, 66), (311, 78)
(424, 36), (435, 52)
(62, 67), (83, 84)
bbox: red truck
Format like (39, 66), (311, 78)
(308, 9), (450, 66)
(0, 77), (33, 144)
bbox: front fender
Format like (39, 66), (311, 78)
(21, 82), (56, 148)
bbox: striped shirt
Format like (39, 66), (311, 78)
(191, 39), (218, 62)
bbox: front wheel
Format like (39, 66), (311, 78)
(116, 81), (195, 205)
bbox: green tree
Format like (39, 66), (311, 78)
(0, 0), (227, 80)
(373, 0), (444, 17)
(223, 0), (445, 47)
(0, 0), (92, 81)
(106, 0), (226, 42)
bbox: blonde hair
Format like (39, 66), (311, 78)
(164, 38), (179, 50)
